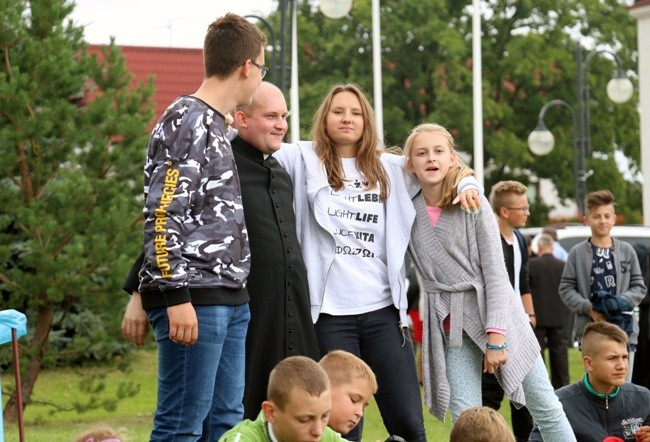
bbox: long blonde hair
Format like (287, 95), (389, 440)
(403, 123), (474, 210)
(311, 83), (390, 201)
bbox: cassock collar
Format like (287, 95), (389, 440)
(232, 136), (272, 162)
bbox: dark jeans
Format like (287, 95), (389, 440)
(315, 306), (426, 442)
(534, 326), (570, 389)
(482, 372), (533, 442)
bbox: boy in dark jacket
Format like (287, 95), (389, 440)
(529, 322), (650, 442)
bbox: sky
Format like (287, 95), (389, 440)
(70, 0), (277, 48)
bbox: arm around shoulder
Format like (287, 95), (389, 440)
(274, 141), (305, 177)
(457, 175), (483, 195)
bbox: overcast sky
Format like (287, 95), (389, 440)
(70, 0), (277, 48)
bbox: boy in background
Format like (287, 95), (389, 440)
(482, 180), (535, 441)
(559, 190), (646, 380)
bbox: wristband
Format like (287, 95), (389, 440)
(486, 342), (507, 351)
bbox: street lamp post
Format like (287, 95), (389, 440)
(528, 100), (585, 215)
(247, 1), (295, 93)
(527, 44), (633, 218)
(278, 0), (296, 93)
(245, 15), (277, 85)
(576, 45), (634, 157)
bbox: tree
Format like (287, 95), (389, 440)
(0, 0), (154, 420)
(282, 0), (639, 220)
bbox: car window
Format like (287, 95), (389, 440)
(559, 237), (585, 252)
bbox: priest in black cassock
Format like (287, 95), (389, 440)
(232, 82), (319, 419)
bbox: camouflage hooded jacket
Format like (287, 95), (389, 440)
(138, 96), (251, 308)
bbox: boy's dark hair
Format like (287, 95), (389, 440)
(203, 14), (267, 79)
(585, 190), (616, 213)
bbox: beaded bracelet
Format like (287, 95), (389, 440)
(486, 342), (507, 351)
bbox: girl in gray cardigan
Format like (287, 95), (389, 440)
(403, 123), (576, 442)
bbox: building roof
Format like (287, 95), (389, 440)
(89, 44), (204, 125)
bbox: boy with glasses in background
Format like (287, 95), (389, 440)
(482, 180), (535, 442)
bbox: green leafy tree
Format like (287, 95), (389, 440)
(0, 0), (154, 420)
(280, 0), (639, 220)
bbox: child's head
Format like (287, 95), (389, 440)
(403, 123), (473, 209)
(488, 180), (529, 227)
(203, 14), (267, 80)
(319, 350), (377, 435)
(584, 190), (616, 238)
(72, 426), (123, 442)
(449, 406), (515, 442)
(262, 356), (332, 442)
(581, 322), (628, 390)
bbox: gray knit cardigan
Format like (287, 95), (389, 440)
(408, 192), (540, 421)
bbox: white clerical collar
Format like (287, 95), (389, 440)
(268, 421), (279, 442)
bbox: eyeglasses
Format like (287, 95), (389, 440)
(506, 206), (530, 212)
(249, 60), (269, 79)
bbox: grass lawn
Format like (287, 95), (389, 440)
(1, 347), (585, 441)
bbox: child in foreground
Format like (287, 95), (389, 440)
(403, 123), (575, 441)
(319, 350), (377, 437)
(449, 406), (514, 442)
(319, 350), (406, 442)
(529, 322), (650, 442)
(72, 425), (123, 442)
(218, 356), (346, 442)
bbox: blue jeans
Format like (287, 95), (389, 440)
(147, 304), (250, 442)
(446, 333), (576, 442)
(315, 306), (427, 442)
